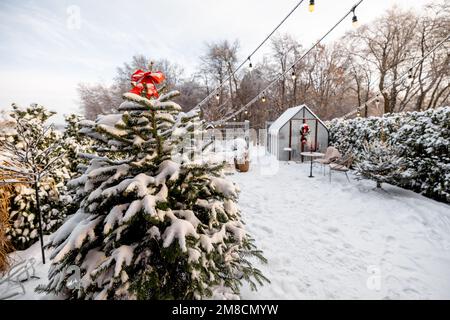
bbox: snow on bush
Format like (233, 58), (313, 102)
(0, 105), (71, 250)
(328, 106), (450, 202)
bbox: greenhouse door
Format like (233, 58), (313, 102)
(289, 118), (319, 161)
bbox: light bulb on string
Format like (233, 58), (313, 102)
(309, 0), (315, 13)
(261, 93), (266, 103)
(244, 110), (248, 115)
(352, 7), (359, 28)
(356, 108), (361, 117)
(405, 68), (413, 86)
(248, 57), (253, 72)
(408, 68), (413, 79)
(215, 93), (220, 100)
(291, 70), (296, 80)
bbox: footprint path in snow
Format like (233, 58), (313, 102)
(232, 154), (450, 299)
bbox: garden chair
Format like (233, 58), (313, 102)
(314, 146), (341, 175)
(329, 154), (354, 182)
(0, 258), (38, 299)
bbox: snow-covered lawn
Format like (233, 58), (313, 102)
(235, 148), (450, 299)
(3, 147), (450, 300)
(1, 236), (53, 300)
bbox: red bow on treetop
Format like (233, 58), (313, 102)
(129, 69), (165, 99)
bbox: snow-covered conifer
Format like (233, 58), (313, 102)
(63, 114), (93, 177)
(40, 76), (267, 299)
(355, 140), (407, 188)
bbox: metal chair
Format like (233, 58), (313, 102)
(314, 146), (341, 175)
(329, 154), (354, 182)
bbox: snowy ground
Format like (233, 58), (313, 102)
(2, 147), (450, 300)
(1, 236), (53, 300)
(236, 147), (450, 299)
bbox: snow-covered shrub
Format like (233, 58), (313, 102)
(355, 140), (408, 188)
(1, 104), (71, 250)
(61, 114), (95, 217)
(328, 106), (450, 202)
(39, 86), (267, 299)
(63, 114), (93, 176)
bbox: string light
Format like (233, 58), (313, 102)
(211, 0), (366, 126)
(375, 96), (380, 108)
(404, 68), (413, 86)
(193, 0), (306, 111)
(261, 93), (266, 103)
(352, 6), (359, 28)
(309, 0), (315, 12)
(356, 108), (361, 117)
(248, 57), (253, 71)
(244, 110), (248, 115)
(291, 70), (297, 80)
(215, 93), (220, 100)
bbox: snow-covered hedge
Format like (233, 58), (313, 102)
(328, 107), (450, 203)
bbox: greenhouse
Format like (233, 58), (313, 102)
(268, 105), (329, 161)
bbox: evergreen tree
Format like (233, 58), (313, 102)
(329, 107), (449, 202)
(3, 104), (70, 251)
(61, 114), (94, 218)
(355, 140), (407, 189)
(63, 114), (93, 176)
(40, 78), (267, 299)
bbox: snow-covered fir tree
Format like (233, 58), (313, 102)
(61, 114), (95, 218)
(355, 140), (407, 189)
(40, 79), (267, 299)
(2, 104), (71, 250)
(63, 114), (93, 177)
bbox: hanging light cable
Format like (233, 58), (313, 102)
(213, 0), (366, 126)
(192, 0), (307, 112)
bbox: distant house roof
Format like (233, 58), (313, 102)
(269, 104), (328, 136)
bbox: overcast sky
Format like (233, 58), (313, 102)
(0, 0), (434, 123)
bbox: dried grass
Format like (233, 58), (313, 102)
(0, 158), (28, 274)
(0, 181), (13, 274)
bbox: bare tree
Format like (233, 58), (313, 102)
(79, 55), (185, 119)
(350, 8), (419, 113)
(410, 2), (450, 111)
(199, 40), (241, 121)
(270, 34), (302, 111)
